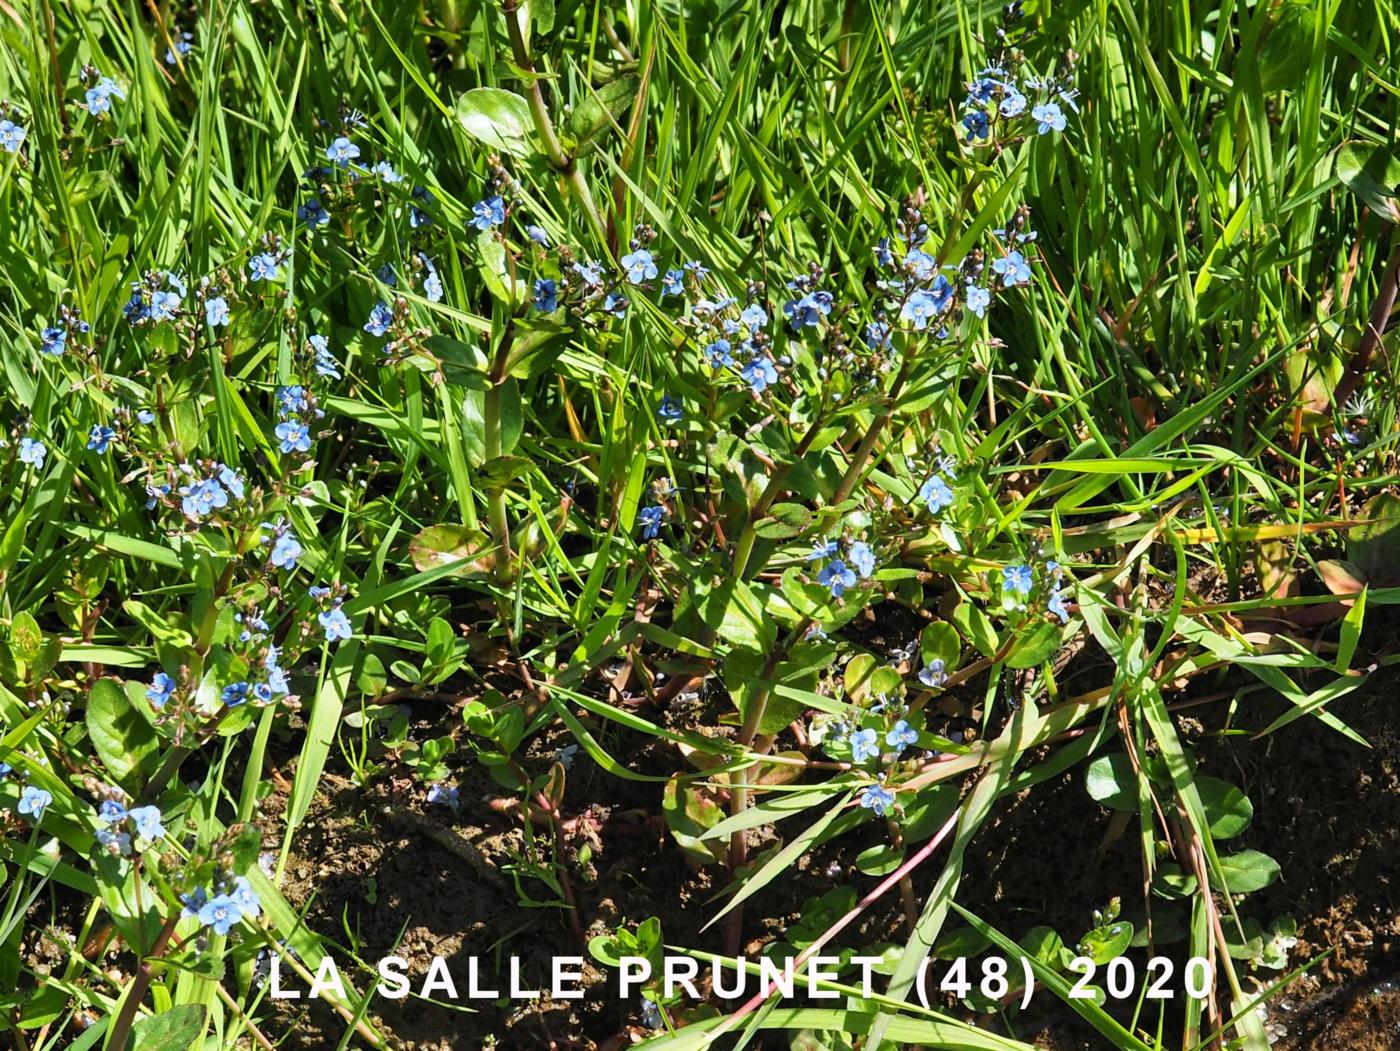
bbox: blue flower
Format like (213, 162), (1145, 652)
(39, 326), (66, 354)
(1032, 102), (1066, 134)
(918, 474), (954, 514)
(198, 894), (243, 936)
(1048, 588), (1070, 623)
(874, 237), (894, 267)
(324, 136), (360, 167)
(818, 559), (857, 597)
(205, 296), (230, 327)
(274, 421), (311, 454)
(602, 291), (629, 317)
(662, 269), (685, 297)
(180, 477), (229, 519)
(918, 659), (947, 688)
(1003, 563), (1033, 595)
(809, 539), (839, 562)
(180, 887), (209, 919)
(999, 90), (1027, 117)
(849, 728), (879, 763)
(373, 160), (402, 183)
(533, 278), (558, 313)
(903, 248), (938, 282)
(87, 425), (116, 453)
(900, 288), (944, 330)
(848, 541), (876, 579)
(783, 290), (833, 331)
(319, 607), (353, 642)
(962, 110), (990, 140)
(740, 303), (769, 329)
(526, 224), (549, 245)
(97, 800), (128, 826)
(864, 321), (891, 349)
(298, 197), (330, 226)
(621, 249), (658, 284)
(230, 876), (261, 919)
(96, 828), (131, 855)
(248, 253), (281, 282)
(426, 783), (460, 809)
(964, 285), (990, 319)
(741, 356), (778, 393)
(164, 30), (194, 65)
(147, 672), (176, 708)
(309, 334), (340, 378)
(991, 251), (1032, 287)
(364, 301), (393, 337)
(639, 504), (665, 540)
(122, 293), (149, 324)
(17, 437), (45, 468)
(704, 339), (734, 368)
(573, 261), (604, 287)
(657, 395), (682, 424)
(423, 269), (444, 303)
(17, 786), (52, 821)
(269, 532), (303, 570)
(222, 682), (250, 707)
(859, 784), (895, 816)
(148, 290), (180, 322)
(0, 120), (26, 152)
(469, 195), (506, 231)
(886, 720), (918, 752)
(84, 77), (125, 117)
(216, 464), (246, 501)
(129, 805), (165, 841)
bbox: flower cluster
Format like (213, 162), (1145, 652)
(1000, 559), (1073, 623)
(808, 537), (877, 598)
(94, 796), (166, 856)
(181, 876), (262, 937)
(959, 65), (1077, 143)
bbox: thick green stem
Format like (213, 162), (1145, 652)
(105, 914), (179, 1051)
(484, 323), (516, 576)
(501, 0), (607, 245)
(730, 417), (827, 580)
(722, 620), (810, 955)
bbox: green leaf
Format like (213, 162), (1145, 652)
(455, 87), (539, 157)
(130, 1003), (207, 1051)
(1335, 142), (1400, 224)
(952, 600), (999, 657)
(919, 621), (961, 670)
(1004, 620), (1060, 669)
(752, 502), (813, 540)
(1078, 920), (1134, 964)
(855, 843), (904, 876)
(85, 679), (159, 786)
(1215, 850), (1281, 894)
(567, 75), (640, 150)
(699, 578), (777, 652)
(408, 525), (493, 576)
(1085, 753), (1137, 811)
(1196, 776), (1253, 839)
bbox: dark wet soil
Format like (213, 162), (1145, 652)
(256, 624), (1400, 1050)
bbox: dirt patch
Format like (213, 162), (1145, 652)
(256, 630), (1400, 1049)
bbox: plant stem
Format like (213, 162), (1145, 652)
(500, 0), (607, 245)
(105, 914), (179, 1051)
(722, 620), (811, 956)
(1334, 233), (1400, 408)
(729, 417), (826, 580)
(485, 322), (516, 577)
